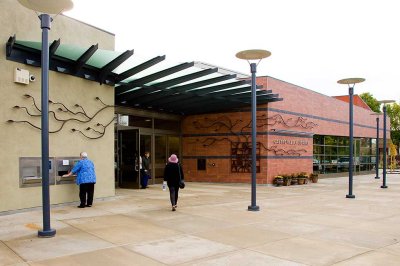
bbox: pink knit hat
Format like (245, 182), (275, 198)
(168, 154), (179, 163)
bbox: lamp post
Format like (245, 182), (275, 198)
(236, 49), (271, 211)
(378, 100), (395, 189)
(18, 0), (73, 238)
(337, 78), (365, 199)
(370, 113), (381, 179)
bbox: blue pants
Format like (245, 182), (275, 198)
(140, 170), (149, 188)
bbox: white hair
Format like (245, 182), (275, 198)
(80, 152), (88, 158)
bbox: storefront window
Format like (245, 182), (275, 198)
(324, 136), (337, 145)
(314, 135), (324, 145)
(360, 138), (370, 147)
(313, 135), (373, 174)
(325, 146), (338, 156)
(313, 145), (323, 154)
(371, 139), (377, 164)
(338, 146), (350, 155)
(337, 136), (349, 146)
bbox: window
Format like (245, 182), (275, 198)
(197, 159), (206, 170)
(324, 136), (337, 145)
(313, 135), (373, 174)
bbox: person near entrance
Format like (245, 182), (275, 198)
(63, 152), (96, 208)
(140, 151), (151, 189)
(163, 154), (184, 211)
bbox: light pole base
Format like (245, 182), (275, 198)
(38, 228), (56, 238)
(381, 185), (388, 189)
(375, 176), (380, 179)
(346, 194), (355, 199)
(248, 205), (260, 211)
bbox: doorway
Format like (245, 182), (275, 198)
(114, 112), (182, 188)
(153, 135), (180, 184)
(140, 133), (152, 185)
(117, 129), (140, 188)
(116, 130), (181, 188)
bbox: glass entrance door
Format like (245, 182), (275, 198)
(140, 134), (152, 185)
(168, 136), (180, 156)
(117, 129), (140, 188)
(154, 135), (181, 184)
(154, 136), (167, 184)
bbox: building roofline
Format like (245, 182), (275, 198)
(61, 14), (115, 36)
(259, 75), (374, 111)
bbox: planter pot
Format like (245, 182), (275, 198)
(291, 179), (298, 185)
(298, 178), (306, 185)
(283, 179), (291, 186)
(274, 178), (283, 186)
(310, 174), (319, 183)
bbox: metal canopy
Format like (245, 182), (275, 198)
(6, 36), (283, 115)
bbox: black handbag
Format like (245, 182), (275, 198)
(178, 164), (185, 189)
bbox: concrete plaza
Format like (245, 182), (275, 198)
(1, 173), (400, 265)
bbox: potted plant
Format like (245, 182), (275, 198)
(282, 174), (292, 186)
(310, 173), (319, 183)
(274, 175), (284, 186)
(290, 173), (299, 185)
(297, 172), (307, 185)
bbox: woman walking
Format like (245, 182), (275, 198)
(163, 154), (184, 211)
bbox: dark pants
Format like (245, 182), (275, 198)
(79, 183), (95, 206)
(168, 185), (180, 206)
(140, 170), (149, 188)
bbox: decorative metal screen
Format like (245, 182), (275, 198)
(231, 142), (260, 173)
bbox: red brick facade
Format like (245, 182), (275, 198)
(181, 76), (389, 184)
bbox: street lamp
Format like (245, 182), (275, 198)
(370, 113), (381, 179)
(378, 100), (395, 189)
(18, 0), (74, 238)
(236, 49), (271, 211)
(337, 77), (365, 199)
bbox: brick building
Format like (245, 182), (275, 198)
(181, 76), (388, 184)
(1, 0), (389, 213)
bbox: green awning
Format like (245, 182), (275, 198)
(15, 40), (127, 68)
(6, 35), (283, 115)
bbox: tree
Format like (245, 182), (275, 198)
(359, 92), (381, 113)
(359, 92), (399, 147)
(386, 102), (400, 147)
(386, 102), (400, 131)
(391, 131), (400, 147)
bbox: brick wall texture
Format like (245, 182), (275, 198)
(181, 76), (389, 184)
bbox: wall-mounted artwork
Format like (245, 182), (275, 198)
(191, 114), (312, 173)
(7, 95), (114, 139)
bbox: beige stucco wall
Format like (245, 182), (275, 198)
(0, 0), (115, 212)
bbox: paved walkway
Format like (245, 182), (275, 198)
(1, 173), (400, 265)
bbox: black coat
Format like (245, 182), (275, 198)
(142, 156), (150, 171)
(163, 163), (184, 187)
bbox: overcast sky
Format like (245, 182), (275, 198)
(65, 0), (399, 102)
